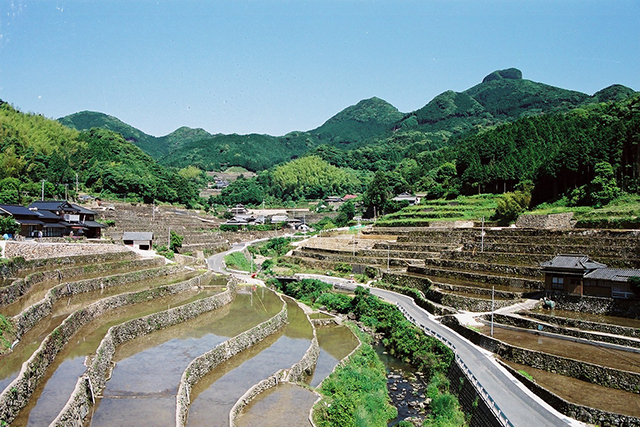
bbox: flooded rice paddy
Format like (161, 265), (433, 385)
(235, 383), (318, 427)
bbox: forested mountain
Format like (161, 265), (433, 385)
(58, 68), (637, 174)
(0, 102), (198, 206)
(59, 111), (213, 159)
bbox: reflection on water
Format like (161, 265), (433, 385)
(92, 288), (283, 427)
(308, 325), (358, 387)
(236, 383), (317, 427)
(11, 285), (223, 426)
(504, 360), (640, 417)
(186, 298), (313, 427)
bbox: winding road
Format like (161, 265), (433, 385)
(207, 242), (580, 427)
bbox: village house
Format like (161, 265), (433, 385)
(28, 200), (105, 238)
(0, 204), (45, 237)
(392, 192), (421, 205)
(122, 232), (154, 250)
(541, 254), (639, 299)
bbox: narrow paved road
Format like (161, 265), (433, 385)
(369, 288), (577, 427)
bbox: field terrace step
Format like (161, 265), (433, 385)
(423, 257), (543, 279)
(440, 250), (640, 269)
(292, 247), (422, 268)
(373, 241), (460, 253)
(407, 264), (544, 290)
(463, 241), (640, 260)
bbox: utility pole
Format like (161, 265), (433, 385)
(65, 184), (68, 201)
(75, 173), (79, 195)
(481, 216), (485, 253)
(491, 285), (495, 337)
(41, 180), (45, 201)
(168, 227), (171, 249)
(152, 200), (155, 222)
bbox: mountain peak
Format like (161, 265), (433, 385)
(482, 68), (523, 83)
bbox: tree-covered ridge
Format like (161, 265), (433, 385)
(57, 69), (636, 175)
(0, 101), (198, 206)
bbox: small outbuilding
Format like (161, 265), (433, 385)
(122, 232), (154, 250)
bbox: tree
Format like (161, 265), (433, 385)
(0, 216), (20, 236)
(334, 200), (355, 227)
(169, 230), (183, 252)
(363, 171), (391, 217)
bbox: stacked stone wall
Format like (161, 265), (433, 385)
(4, 241), (129, 261)
(484, 314), (640, 349)
(501, 363), (640, 427)
(0, 271), (216, 426)
(522, 311), (640, 339)
(51, 275), (234, 427)
(408, 265), (543, 290)
(426, 288), (515, 312)
(13, 264), (185, 339)
(547, 293), (640, 319)
(515, 213), (575, 229)
(446, 361), (502, 427)
(440, 316), (640, 394)
(175, 299), (287, 426)
(0, 256), (163, 307)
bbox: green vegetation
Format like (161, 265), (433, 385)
(425, 373), (467, 427)
(0, 102), (201, 207)
(0, 216), (20, 236)
(314, 327), (397, 427)
(0, 314), (15, 354)
(517, 369), (535, 381)
(169, 230), (183, 252)
(224, 251), (253, 272)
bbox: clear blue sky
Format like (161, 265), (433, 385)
(1, 0), (638, 137)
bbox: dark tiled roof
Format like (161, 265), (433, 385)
(585, 268), (640, 282)
(0, 204), (42, 217)
(28, 200), (75, 212)
(69, 203), (96, 215)
(540, 254), (607, 271)
(35, 210), (62, 220)
(83, 220), (105, 228)
(122, 232), (153, 241)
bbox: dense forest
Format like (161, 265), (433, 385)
(0, 101), (199, 206)
(2, 68), (638, 214)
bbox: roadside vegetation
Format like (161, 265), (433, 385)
(269, 279), (465, 426)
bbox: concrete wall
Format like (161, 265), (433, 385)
(175, 298), (288, 426)
(0, 271), (217, 426)
(51, 274), (235, 427)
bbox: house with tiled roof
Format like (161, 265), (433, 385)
(0, 204), (44, 237)
(541, 254), (639, 299)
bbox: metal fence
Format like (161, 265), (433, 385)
(396, 303), (514, 427)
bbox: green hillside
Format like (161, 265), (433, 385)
(1, 102), (199, 206)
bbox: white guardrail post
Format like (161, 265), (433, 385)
(394, 303), (514, 427)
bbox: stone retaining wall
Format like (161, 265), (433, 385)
(485, 314), (640, 349)
(375, 278), (457, 316)
(521, 311), (640, 339)
(4, 241), (129, 261)
(515, 213), (575, 229)
(228, 332), (320, 427)
(407, 265), (543, 290)
(424, 258), (542, 279)
(447, 360), (502, 427)
(175, 298), (287, 426)
(426, 288), (515, 312)
(434, 282), (524, 299)
(501, 362), (640, 427)
(51, 274), (235, 427)
(13, 264), (185, 339)
(0, 271), (216, 426)
(546, 293), (640, 319)
(0, 249), (135, 279)
(0, 256), (163, 307)
(440, 316), (640, 394)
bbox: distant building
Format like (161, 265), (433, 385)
(29, 200), (105, 238)
(342, 194), (358, 201)
(122, 232), (154, 250)
(229, 204), (248, 215)
(324, 196), (343, 204)
(392, 192), (420, 205)
(541, 254), (639, 299)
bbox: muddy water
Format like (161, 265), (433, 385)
(1, 264), (186, 317)
(308, 324), (359, 387)
(0, 272), (202, 394)
(504, 361), (640, 418)
(10, 282), (226, 426)
(91, 288), (285, 427)
(527, 308), (640, 329)
(479, 325), (640, 372)
(235, 383), (318, 427)
(186, 298), (313, 427)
